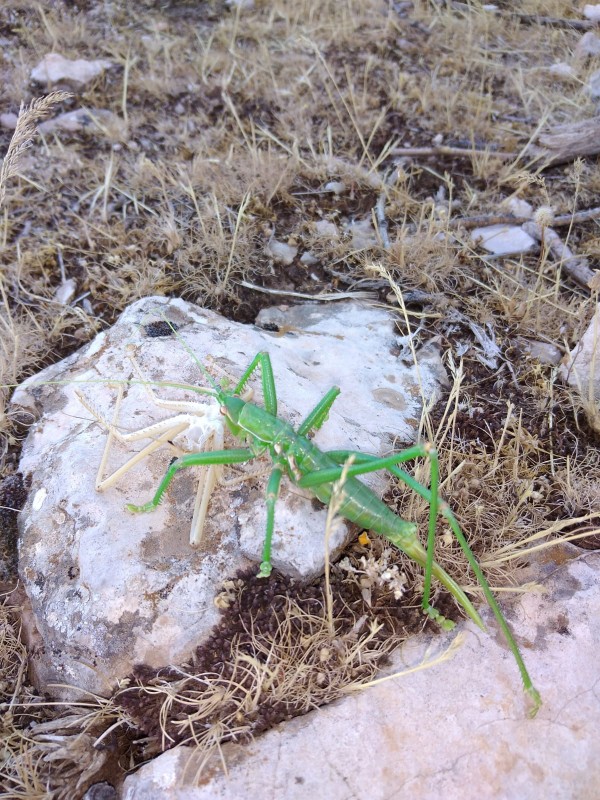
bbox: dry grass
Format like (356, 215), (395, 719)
(1, 0), (600, 794)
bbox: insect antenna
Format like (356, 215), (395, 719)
(141, 309), (224, 399)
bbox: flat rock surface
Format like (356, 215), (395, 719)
(123, 549), (600, 800)
(13, 297), (447, 698)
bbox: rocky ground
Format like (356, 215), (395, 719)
(1, 1), (600, 797)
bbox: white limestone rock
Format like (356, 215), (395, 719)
(471, 224), (537, 255)
(31, 53), (113, 85)
(547, 62), (577, 79)
(583, 4), (600, 23)
(122, 551), (600, 800)
(13, 297), (447, 698)
(503, 197), (533, 219)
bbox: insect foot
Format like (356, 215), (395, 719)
(423, 605), (456, 632)
(257, 561), (273, 578)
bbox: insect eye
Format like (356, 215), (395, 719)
(219, 406), (227, 416)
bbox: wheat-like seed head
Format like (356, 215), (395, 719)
(0, 91), (72, 210)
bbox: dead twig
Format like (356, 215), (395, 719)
(522, 221), (595, 288)
(238, 281), (376, 301)
(393, 118), (600, 172)
(516, 15), (594, 31)
(522, 118), (600, 169)
(391, 145), (513, 160)
(450, 206), (600, 231)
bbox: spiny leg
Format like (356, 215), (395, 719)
(299, 448), (541, 716)
(257, 463), (285, 578)
(233, 352), (277, 416)
(297, 387), (341, 437)
(127, 448), (256, 514)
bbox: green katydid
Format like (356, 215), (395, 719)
(124, 348), (542, 717)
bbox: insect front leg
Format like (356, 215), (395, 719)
(297, 386), (341, 437)
(126, 449), (256, 515)
(233, 352), (277, 415)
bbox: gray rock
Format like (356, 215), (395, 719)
(122, 551), (600, 800)
(266, 239), (297, 264)
(516, 337), (563, 366)
(547, 62), (577, 80)
(576, 31), (600, 57)
(13, 297), (447, 698)
(587, 68), (600, 99)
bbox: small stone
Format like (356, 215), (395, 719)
(516, 338), (562, 366)
(0, 112), (18, 129)
(39, 109), (125, 138)
(313, 220), (338, 238)
(576, 31), (600, 57)
(53, 278), (77, 306)
(583, 4), (600, 23)
(471, 224), (537, 256)
(503, 197), (533, 218)
(267, 239), (297, 264)
(31, 53), (113, 85)
(587, 68), (600, 98)
(548, 62), (577, 79)
(83, 783), (117, 800)
(300, 252), (319, 266)
(323, 181), (346, 195)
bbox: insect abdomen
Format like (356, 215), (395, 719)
(295, 440), (417, 541)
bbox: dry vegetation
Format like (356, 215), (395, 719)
(1, 0), (600, 796)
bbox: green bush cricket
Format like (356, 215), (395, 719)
(124, 347), (542, 717)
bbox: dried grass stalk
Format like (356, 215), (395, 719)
(0, 91), (71, 209)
